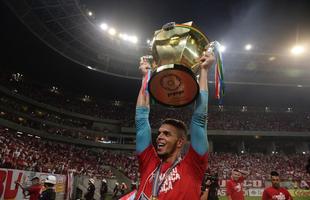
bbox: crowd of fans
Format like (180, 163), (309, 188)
(209, 152), (310, 181)
(0, 71), (310, 190)
(0, 72), (310, 132)
(0, 126), (139, 180)
(1, 126), (309, 185)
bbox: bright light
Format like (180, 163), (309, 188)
(219, 45), (226, 52)
(302, 151), (306, 155)
(147, 39), (151, 44)
(245, 44), (252, 51)
(108, 28), (116, 36)
(129, 36), (138, 43)
(87, 66), (92, 70)
(100, 23), (108, 31)
(119, 34), (138, 43)
(241, 150), (244, 154)
(269, 56), (276, 61)
(297, 84), (303, 88)
(88, 11), (93, 16)
(291, 45), (305, 55)
(119, 33), (129, 40)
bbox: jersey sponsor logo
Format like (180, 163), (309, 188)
(272, 192), (286, 200)
(159, 168), (181, 193)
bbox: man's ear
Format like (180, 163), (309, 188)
(177, 137), (185, 148)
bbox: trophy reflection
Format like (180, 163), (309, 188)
(147, 21), (210, 107)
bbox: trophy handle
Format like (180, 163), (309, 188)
(206, 41), (216, 53)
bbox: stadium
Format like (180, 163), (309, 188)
(0, 0), (310, 200)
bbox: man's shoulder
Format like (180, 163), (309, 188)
(264, 186), (273, 192)
(279, 187), (290, 193)
(226, 179), (234, 186)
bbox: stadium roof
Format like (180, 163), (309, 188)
(1, 0), (310, 108)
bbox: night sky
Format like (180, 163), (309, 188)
(1, 0), (310, 107)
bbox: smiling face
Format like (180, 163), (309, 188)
(156, 123), (185, 162)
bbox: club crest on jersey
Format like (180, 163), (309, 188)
(234, 183), (242, 192)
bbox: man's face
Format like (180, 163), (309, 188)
(271, 176), (280, 188)
(156, 124), (183, 159)
(31, 179), (39, 185)
(231, 170), (241, 180)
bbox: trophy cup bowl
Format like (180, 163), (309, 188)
(148, 21), (209, 107)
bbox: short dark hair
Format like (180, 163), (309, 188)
(44, 183), (54, 187)
(270, 171), (279, 176)
(31, 177), (39, 181)
(161, 118), (187, 138)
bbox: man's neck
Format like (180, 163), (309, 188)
(161, 152), (180, 163)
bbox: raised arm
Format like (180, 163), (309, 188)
(135, 57), (152, 153)
(238, 169), (250, 178)
(190, 50), (215, 155)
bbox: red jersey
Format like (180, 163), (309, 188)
(226, 176), (245, 200)
(27, 184), (42, 200)
(136, 145), (208, 200)
(262, 187), (293, 200)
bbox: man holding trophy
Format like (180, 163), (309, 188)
(135, 22), (218, 200)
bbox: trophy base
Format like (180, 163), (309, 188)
(148, 64), (199, 107)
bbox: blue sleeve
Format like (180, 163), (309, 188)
(135, 106), (152, 153)
(190, 90), (209, 155)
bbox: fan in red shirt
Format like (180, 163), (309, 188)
(226, 169), (250, 200)
(16, 176), (42, 200)
(262, 171), (293, 200)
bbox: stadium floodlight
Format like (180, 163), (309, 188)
(88, 11), (93, 16)
(100, 23), (108, 31)
(108, 28), (116, 36)
(291, 45), (305, 55)
(219, 45), (226, 52)
(245, 44), (252, 51)
(119, 33), (129, 41)
(129, 36), (138, 44)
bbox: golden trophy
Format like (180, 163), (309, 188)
(147, 21), (210, 107)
